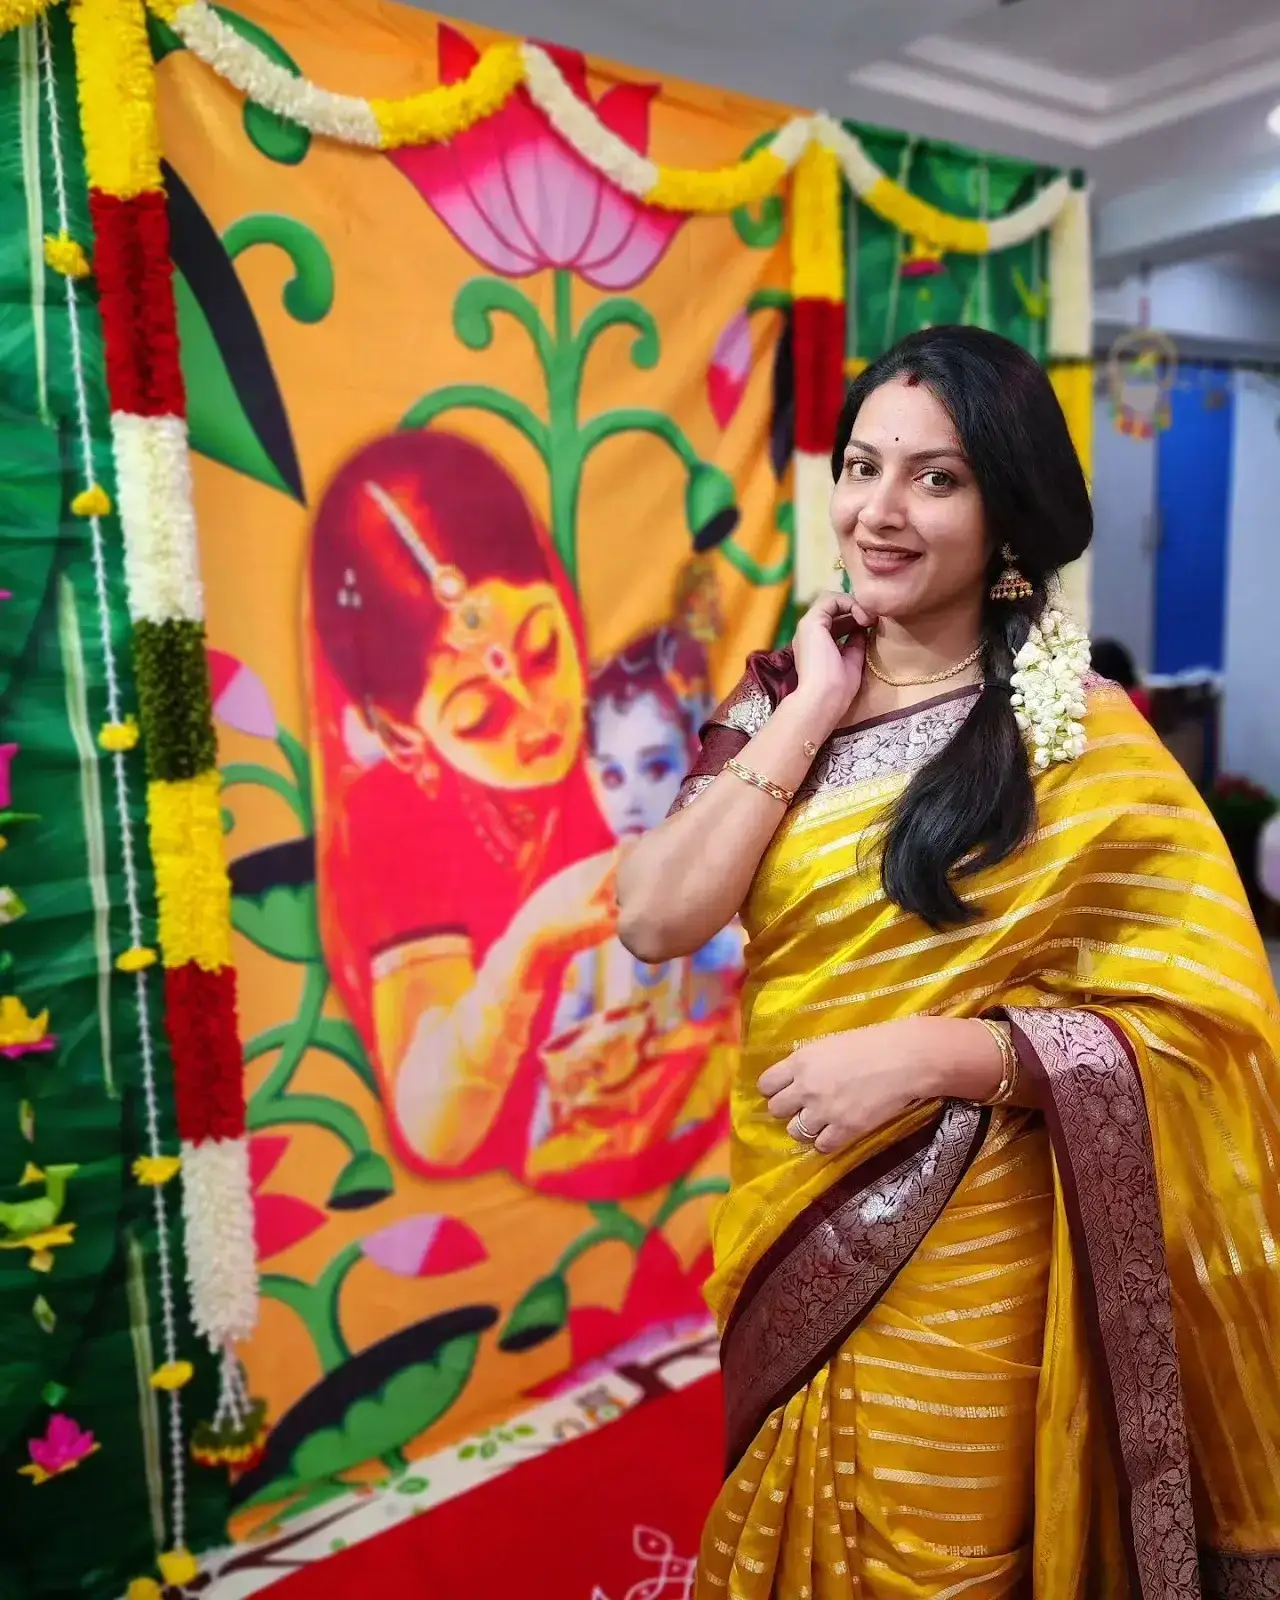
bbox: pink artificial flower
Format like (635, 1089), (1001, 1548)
(0, 743), (18, 812)
(361, 1212), (488, 1278)
(249, 1136), (326, 1261)
(206, 649), (277, 740)
(20, 1414), (100, 1483)
(389, 25), (683, 290)
(707, 312), (752, 427)
(900, 256), (946, 280)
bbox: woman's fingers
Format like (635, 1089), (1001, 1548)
(767, 1083), (806, 1120)
(788, 1110), (828, 1145)
(757, 1061), (795, 1098)
(802, 591), (876, 634)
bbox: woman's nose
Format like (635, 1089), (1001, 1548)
(860, 476), (909, 530)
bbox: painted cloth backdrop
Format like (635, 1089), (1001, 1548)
(0, 13), (224, 1599)
(147, 0), (1085, 1532)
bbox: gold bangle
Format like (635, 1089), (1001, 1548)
(724, 757), (795, 805)
(975, 1018), (1019, 1107)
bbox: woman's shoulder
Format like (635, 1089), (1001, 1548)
(705, 646), (797, 737)
(1041, 672), (1199, 803)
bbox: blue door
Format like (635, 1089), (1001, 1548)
(1153, 365), (1234, 676)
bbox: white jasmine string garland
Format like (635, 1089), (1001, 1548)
(1009, 610), (1090, 769)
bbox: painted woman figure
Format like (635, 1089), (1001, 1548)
(532, 624), (743, 1191)
(308, 430), (730, 1199)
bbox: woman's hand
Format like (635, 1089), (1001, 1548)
(507, 849), (618, 986)
(758, 1017), (1005, 1156)
(790, 592), (876, 722)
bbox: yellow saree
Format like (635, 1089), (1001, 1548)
(673, 660), (1280, 1599)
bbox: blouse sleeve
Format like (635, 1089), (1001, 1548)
(667, 647), (794, 816)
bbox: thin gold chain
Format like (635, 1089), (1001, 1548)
(865, 642), (983, 688)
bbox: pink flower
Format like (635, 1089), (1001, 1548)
(389, 25), (683, 289)
(20, 1414), (99, 1482)
(0, 743), (18, 811)
(250, 1137), (326, 1261)
(361, 1212), (488, 1278)
(707, 312), (752, 427)
(207, 649), (277, 740)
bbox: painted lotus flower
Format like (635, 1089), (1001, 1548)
(250, 1136), (326, 1261)
(389, 25), (683, 289)
(707, 312), (752, 428)
(0, 742), (17, 811)
(19, 1413), (99, 1483)
(361, 1211), (488, 1278)
(207, 648), (277, 740)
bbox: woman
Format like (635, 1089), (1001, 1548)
(308, 430), (617, 1189)
(618, 328), (1280, 1596)
(308, 431), (728, 1199)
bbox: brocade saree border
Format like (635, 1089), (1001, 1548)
(1007, 1006), (1202, 1600)
(1200, 1551), (1280, 1598)
(719, 1101), (988, 1472)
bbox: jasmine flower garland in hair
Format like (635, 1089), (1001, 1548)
(1010, 610), (1090, 768)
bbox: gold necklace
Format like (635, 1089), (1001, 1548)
(865, 641), (983, 688)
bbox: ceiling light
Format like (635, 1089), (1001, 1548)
(1268, 103), (1280, 139)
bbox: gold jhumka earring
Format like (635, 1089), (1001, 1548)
(989, 544), (1034, 602)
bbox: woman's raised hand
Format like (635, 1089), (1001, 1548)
(790, 591), (876, 726)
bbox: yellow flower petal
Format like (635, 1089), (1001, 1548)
(126, 1580), (163, 1600)
(115, 946), (157, 973)
(158, 1548), (199, 1586)
(0, 996), (48, 1046)
(149, 1360), (194, 1392)
(18, 1162), (44, 1186)
(98, 717), (139, 752)
(18, 1462), (51, 1483)
(132, 1154), (181, 1187)
(43, 231), (92, 279)
(70, 483), (112, 517)
(30, 1249), (54, 1273)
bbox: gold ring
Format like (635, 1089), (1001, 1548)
(792, 1113), (817, 1144)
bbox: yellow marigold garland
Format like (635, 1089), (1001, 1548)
(370, 38), (525, 150)
(0, 0), (56, 33)
(862, 174), (989, 258)
(647, 146), (788, 213)
(69, 0), (162, 199)
(146, 770), (234, 971)
(791, 142), (844, 303)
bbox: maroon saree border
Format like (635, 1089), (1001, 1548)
(718, 1101), (989, 1474)
(1006, 1006), (1202, 1600)
(1200, 1551), (1280, 1598)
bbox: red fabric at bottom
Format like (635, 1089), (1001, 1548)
(269, 1375), (723, 1599)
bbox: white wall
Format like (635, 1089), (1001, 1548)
(1095, 258), (1280, 359)
(1223, 371), (1280, 793)
(1089, 389), (1158, 672)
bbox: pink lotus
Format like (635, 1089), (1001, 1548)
(361, 1212), (488, 1278)
(250, 1136), (326, 1261)
(707, 312), (752, 427)
(20, 1414), (99, 1482)
(390, 25), (683, 289)
(207, 649), (276, 740)
(0, 742), (18, 811)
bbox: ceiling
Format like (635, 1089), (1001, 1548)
(397, 0), (1280, 273)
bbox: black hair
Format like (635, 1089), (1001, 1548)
(830, 326), (1093, 927)
(1090, 638), (1137, 690)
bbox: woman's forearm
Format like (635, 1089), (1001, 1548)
(617, 690), (843, 962)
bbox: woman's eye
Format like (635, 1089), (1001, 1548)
(518, 611), (560, 677)
(845, 458), (876, 480)
(448, 688), (510, 741)
(920, 469), (954, 491)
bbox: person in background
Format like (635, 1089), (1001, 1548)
(618, 326), (1280, 1597)
(1091, 635), (1152, 719)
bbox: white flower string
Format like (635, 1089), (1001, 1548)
(1010, 609), (1091, 768)
(37, 8), (187, 1550)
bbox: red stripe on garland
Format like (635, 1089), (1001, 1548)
(166, 962), (244, 1143)
(90, 188), (186, 418)
(792, 297), (846, 456)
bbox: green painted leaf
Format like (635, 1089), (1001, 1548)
(312, 1017), (377, 1096)
(0, 404), (64, 708)
(18, 1100), (33, 1142)
(396, 1475), (429, 1494)
(231, 881), (322, 963)
(214, 8), (311, 164)
(31, 1296), (55, 1335)
(40, 1379), (67, 1406)
(291, 1335), (485, 1482)
(459, 1443), (477, 1460)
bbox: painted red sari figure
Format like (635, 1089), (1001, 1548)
(307, 430), (728, 1198)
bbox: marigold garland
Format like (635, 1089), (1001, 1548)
(67, 0), (257, 1545)
(647, 147), (788, 214)
(0, 0), (55, 34)
(370, 37), (525, 150)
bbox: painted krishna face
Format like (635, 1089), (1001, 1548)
(415, 575), (584, 789)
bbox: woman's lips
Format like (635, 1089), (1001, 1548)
(858, 544), (921, 576)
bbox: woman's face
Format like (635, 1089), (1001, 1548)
(415, 577), (585, 789)
(830, 377), (990, 623)
(587, 691), (687, 838)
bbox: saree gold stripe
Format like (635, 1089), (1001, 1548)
(695, 682), (1280, 1598)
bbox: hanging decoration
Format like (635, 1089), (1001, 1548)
(62, 4), (257, 1580)
(1107, 327), (1177, 439)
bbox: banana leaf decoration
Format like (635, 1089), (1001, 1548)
(165, 159), (323, 504)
